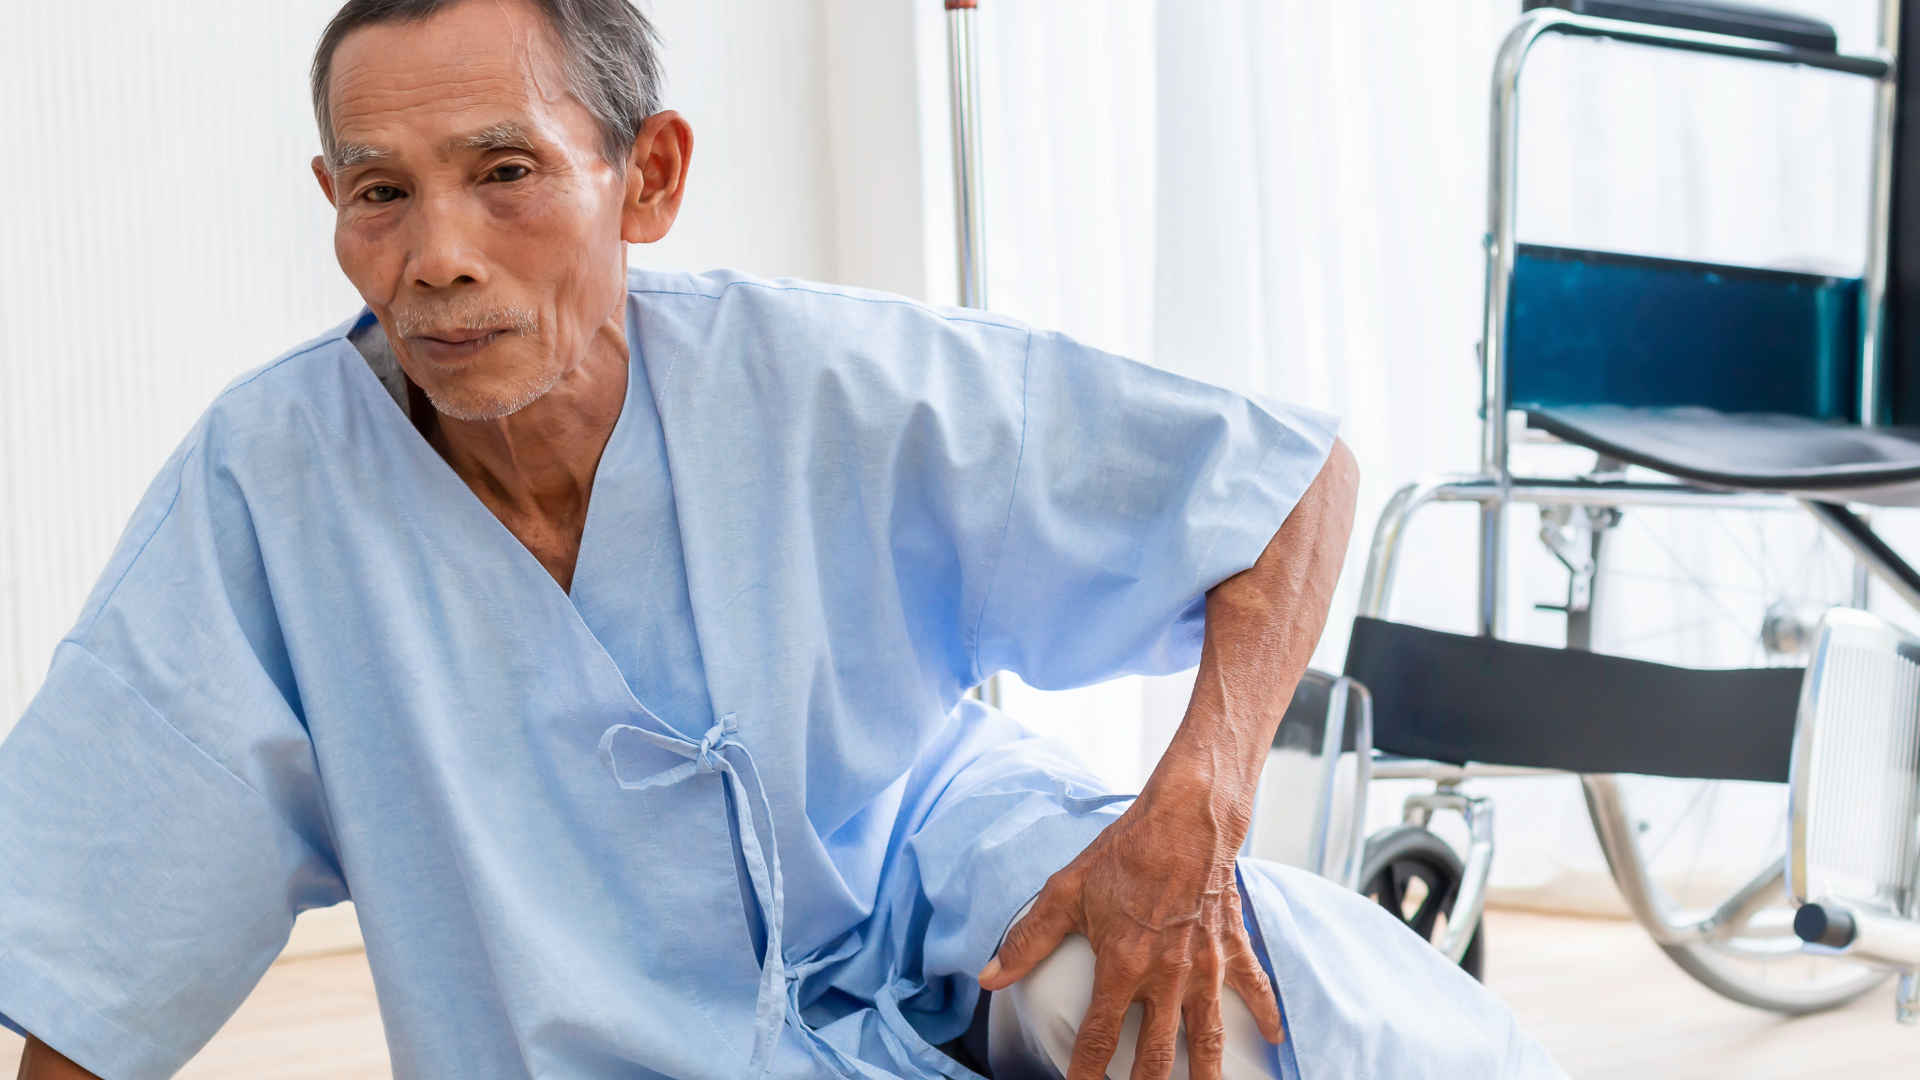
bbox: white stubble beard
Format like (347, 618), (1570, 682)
(391, 301), (556, 421)
(422, 361), (561, 422)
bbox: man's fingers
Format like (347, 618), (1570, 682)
(1224, 938), (1284, 1044)
(1129, 993), (1184, 1080)
(979, 886), (1077, 990)
(1180, 987), (1228, 1080)
(1066, 950), (1149, 1080)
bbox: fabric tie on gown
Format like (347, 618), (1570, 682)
(599, 714), (991, 1080)
(598, 713), (791, 1076)
(595, 711), (1150, 1080)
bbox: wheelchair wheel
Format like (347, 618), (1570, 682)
(1583, 503), (1851, 671)
(1563, 503), (1888, 1011)
(1658, 938), (1886, 1015)
(1360, 824), (1484, 981)
(1595, 775), (1887, 1014)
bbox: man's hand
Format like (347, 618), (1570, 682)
(980, 765), (1282, 1080)
(979, 439), (1359, 1080)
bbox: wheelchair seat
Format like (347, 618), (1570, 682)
(1527, 405), (1920, 504)
(1502, 242), (1920, 506)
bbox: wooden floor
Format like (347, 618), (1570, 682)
(4, 909), (1916, 1077)
(0, 952), (389, 1080)
(1484, 911), (1919, 1078)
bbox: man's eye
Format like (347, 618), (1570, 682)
(363, 185), (405, 204)
(486, 165), (531, 184)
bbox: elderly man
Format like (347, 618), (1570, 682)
(0, 2), (1563, 1079)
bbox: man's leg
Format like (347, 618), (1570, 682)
(987, 932), (1284, 1080)
(984, 896), (1289, 1080)
(983, 862), (1569, 1080)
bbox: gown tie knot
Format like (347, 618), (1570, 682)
(598, 711), (787, 1077)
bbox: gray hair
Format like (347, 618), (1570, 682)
(311, 0), (663, 171)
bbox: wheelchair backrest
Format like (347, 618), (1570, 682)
(1499, 0), (1897, 428)
(1509, 244), (1860, 420)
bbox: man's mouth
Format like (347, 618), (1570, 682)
(409, 328), (511, 364)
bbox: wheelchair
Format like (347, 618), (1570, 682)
(1251, 0), (1920, 1017)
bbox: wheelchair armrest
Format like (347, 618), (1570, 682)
(1521, 0), (1838, 53)
(1279, 669), (1369, 755)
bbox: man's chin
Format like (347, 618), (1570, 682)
(422, 373), (560, 422)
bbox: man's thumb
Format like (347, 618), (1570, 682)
(979, 893), (1073, 990)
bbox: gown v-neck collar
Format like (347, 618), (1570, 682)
(331, 309), (681, 743)
(342, 308), (641, 613)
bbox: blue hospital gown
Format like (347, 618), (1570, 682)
(0, 268), (1560, 1079)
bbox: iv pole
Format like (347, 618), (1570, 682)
(946, 0), (988, 311)
(946, 0), (1000, 707)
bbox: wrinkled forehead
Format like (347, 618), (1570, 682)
(327, 0), (572, 153)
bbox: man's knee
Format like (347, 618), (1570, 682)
(986, 934), (1279, 1080)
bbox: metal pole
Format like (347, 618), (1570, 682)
(946, 0), (988, 311)
(946, 1), (1000, 706)
(1477, 17), (1555, 639)
(1861, 0), (1903, 428)
(1854, 0), (1903, 603)
(1804, 500), (1920, 614)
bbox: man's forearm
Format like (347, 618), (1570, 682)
(978, 438), (1359, 1080)
(1153, 437), (1360, 818)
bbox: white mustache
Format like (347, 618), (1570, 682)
(391, 302), (539, 339)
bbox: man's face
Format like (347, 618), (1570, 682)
(317, 0), (631, 421)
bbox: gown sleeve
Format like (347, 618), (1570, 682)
(969, 328), (1339, 690)
(0, 419), (346, 1080)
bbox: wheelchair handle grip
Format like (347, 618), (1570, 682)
(1794, 903), (1855, 950)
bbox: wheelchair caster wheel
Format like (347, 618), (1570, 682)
(1360, 824), (1485, 981)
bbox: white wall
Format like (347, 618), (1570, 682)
(0, 2), (359, 721)
(0, 0), (890, 732)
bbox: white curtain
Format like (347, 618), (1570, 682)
(973, 1), (1524, 787)
(0, 3), (363, 718)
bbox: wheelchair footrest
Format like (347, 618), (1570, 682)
(1345, 616), (1802, 782)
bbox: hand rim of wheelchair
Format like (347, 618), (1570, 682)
(1583, 774), (1890, 1012)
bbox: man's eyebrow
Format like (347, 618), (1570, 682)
(453, 122), (535, 153)
(329, 141), (389, 172)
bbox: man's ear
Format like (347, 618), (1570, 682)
(312, 156), (339, 207)
(622, 111), (694, 245)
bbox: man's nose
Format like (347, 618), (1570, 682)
(403, 191), (490, 291)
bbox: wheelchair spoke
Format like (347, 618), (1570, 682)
(1407, 871), (1446, 939)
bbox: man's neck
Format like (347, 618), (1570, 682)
(423, 336), (630, 593)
